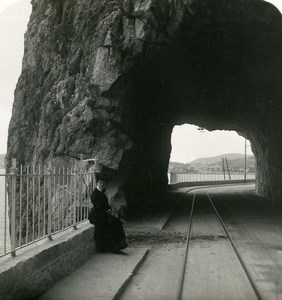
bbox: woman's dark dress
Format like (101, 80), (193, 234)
(91, 188), (127, 252)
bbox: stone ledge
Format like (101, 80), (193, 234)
(0, 223), (95, 300)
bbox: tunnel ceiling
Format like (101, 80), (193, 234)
(7, 0), (282, 208)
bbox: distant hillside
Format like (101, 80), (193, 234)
(191, 153), (253, 165)
(168, 161), (197, 173)
(169, 153), (256, 173)
(0, 154), (5, 168)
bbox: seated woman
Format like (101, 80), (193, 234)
(91, 178), (128, 253)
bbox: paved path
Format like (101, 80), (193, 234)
(39, 209), (172, 300)
(39, 248), (149, 300)
(39, 184), (282, 300)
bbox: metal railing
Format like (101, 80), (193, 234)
(0, 159), (96, 258)
(169, 172), (256, 184)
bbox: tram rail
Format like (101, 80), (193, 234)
(178, 188), (261, 300)
(206, 192), (262, 300)
(116, 184), (261, 300)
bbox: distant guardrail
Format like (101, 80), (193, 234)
(0, 159), (95, 258)
(168, 172), (256, 184)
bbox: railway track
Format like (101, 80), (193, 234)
(115, 187), (261, 300)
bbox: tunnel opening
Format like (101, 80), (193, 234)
(169, 124), (255, 184)
(118, 0), (282, 211)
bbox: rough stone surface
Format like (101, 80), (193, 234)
(7, 0), (282, 208)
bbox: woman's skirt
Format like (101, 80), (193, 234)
(94, 214), (127, 252)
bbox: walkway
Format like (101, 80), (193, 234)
(39, 209), (172, 300)
(39, 184), (282, 300)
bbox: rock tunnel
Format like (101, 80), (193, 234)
(7, 0), (282, 211)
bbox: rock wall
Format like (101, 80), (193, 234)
(7, 0), (282, 208)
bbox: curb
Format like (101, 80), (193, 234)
(112, 249), (150, 299)
(161, 210), (175, 230)
(169, 180), (255, 190)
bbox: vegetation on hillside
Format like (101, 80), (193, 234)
(169, 153), (256, 173)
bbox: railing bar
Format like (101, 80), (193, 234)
(87, 172), (90, 217)
(66, 168), (70, 226)
(71, 167), (73, 225)
(80, 174), (83, 222)
(83, 173), (86, 220)
(13, 220), (89, 253)
(62, 167), (65, 229)
(61, 167), (64, 229)
(54, 167), (61, 232)
(32, 164), (35, 241)
(57, 166), (59, 231)
(84, 173), (87, 220)
(57, 167), (60, 231)
(47, 162), (52, 240)
(70, 166), (73, 227)
(19, 165), (23, 247)
(85, 172), (87, 219)
(69, 168), (72, 224)
(6, 173), (60, 177)
(68, 170), (72, 221)
(62, 167), (65, 230)
(60, 167), (65, 229)
(4, 167), (8, 254)
(43, 165), (46, 236)
(0, 250), (12, 258)
(66, 167), (69, 228)
(60, 167), (62, 229)
(71, 167), (74, 227)
(53, 166), (56, 232)
(89, 172), (93, 214)
(11, 159), (17, 257)
(73, 166), (77, 229)
(26, 165), (29, 244)
(38, 165), (41, 239)
(0, 222), (83, 257)
(65, 167), (67, 228)
(58, 167), (60, 231)
(66, 167), (69, 227)
(58, 166), (61, 231)
(0, 172), (93, 177)
(85, 173), (87, 220)
(168, 172), (257, 184)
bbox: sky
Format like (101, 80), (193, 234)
(0, 1), (281, 162)
(170, 125), (253, 163)
(0, 0), (31, 154)
(0, 0), (20, 13)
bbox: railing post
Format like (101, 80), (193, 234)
(170, 172), (177, 184)
(225, 157), (232, 181)
(4, 166), (8, 254)
(73, 165), (78, 230)
(19, 165), (23, 247)
(168, 172), (171, 184)
(10, 158), (17, 257)
(79, 154), (83, 222)
(222, 157), (226, 181)
(244, 138), (247, 182)
(47, 162), (53, 240)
